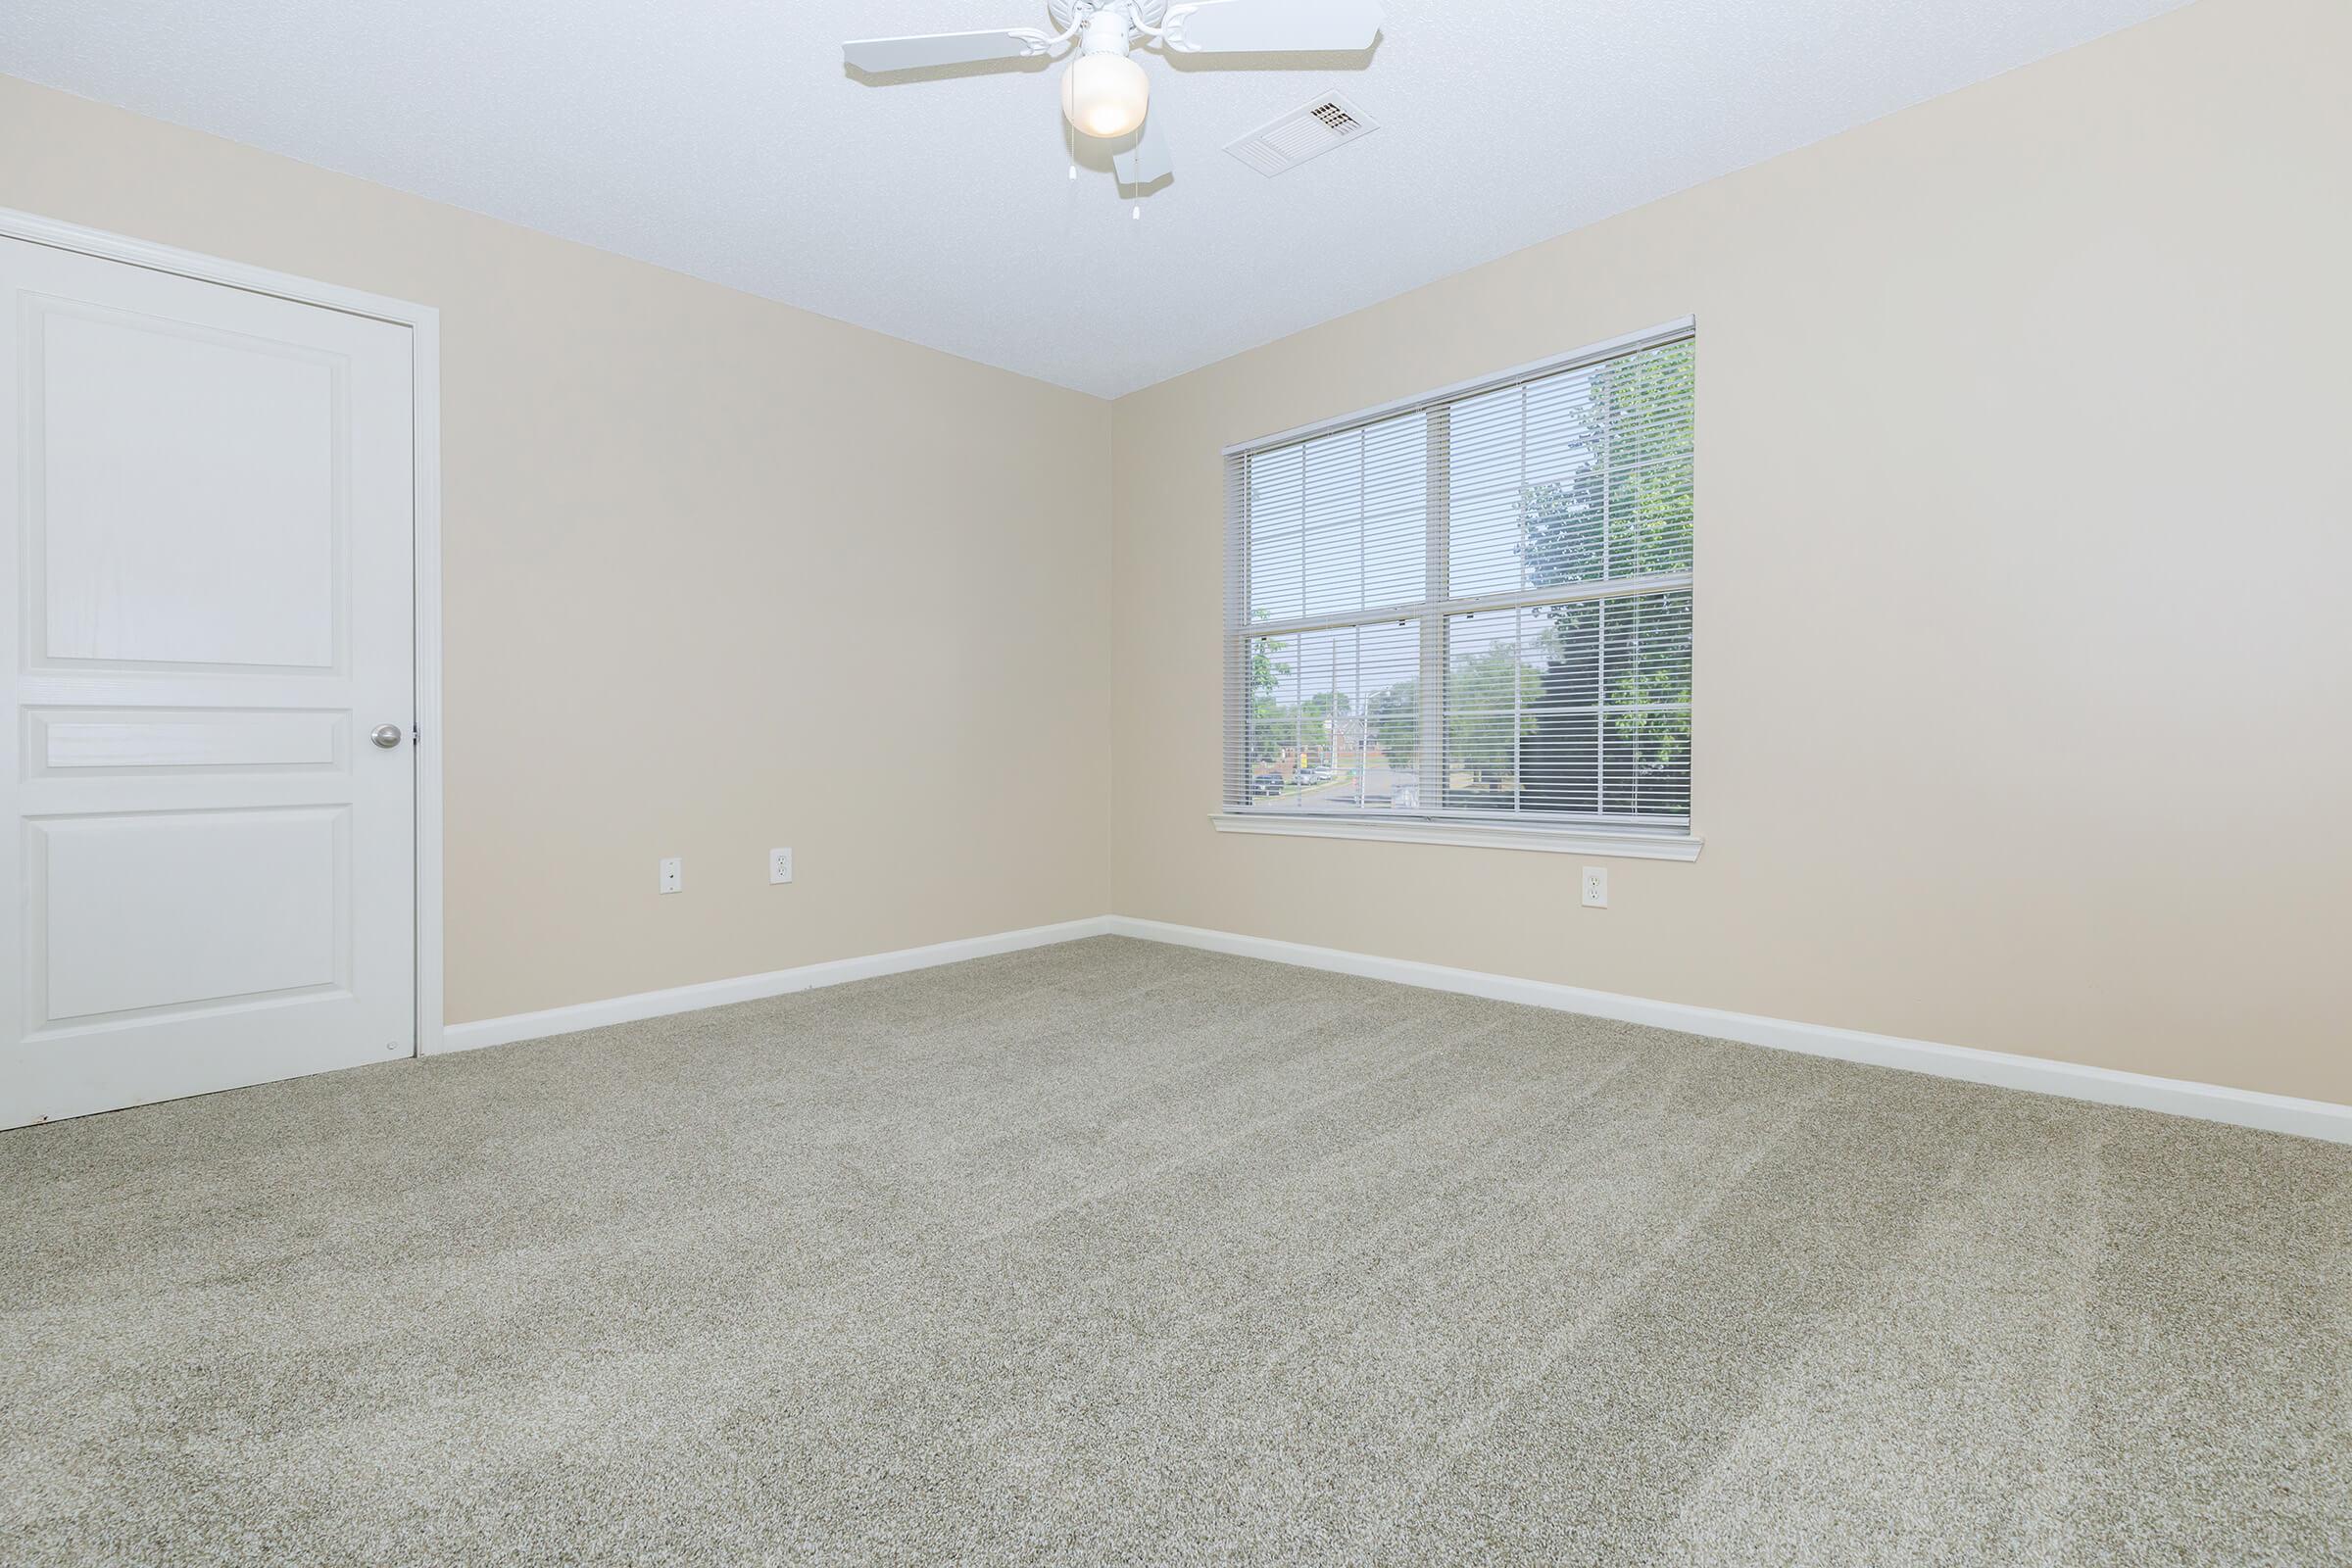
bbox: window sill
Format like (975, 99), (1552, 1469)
(1208, 812), (1704, 861)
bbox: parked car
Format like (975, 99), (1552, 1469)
(1250, 773), (1286, 797)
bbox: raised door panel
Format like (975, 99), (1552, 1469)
(32, 305), (343, 671)
(31, 709), (346, 773)
(33, 808), (346, 1024)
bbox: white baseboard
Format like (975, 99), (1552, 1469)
(1104, 917), (2352, 1146)
(434, 917), (1113, 1054)
(431, 910), (2348, 1146)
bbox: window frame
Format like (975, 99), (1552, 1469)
(1215, 318), (1703, 861)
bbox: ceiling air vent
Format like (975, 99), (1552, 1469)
(1224, 94), (1377, 176)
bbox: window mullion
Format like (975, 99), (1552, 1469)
(1597, 366), (1614, 814)
(1419, 406), (1449, 815)
(1223, 454), (1249, 809)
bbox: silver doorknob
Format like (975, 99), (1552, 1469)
(370, 724), (405, 749)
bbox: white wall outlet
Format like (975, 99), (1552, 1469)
(768, 847), (794, 885)
(659, 857), (683, 894)
(1580, 865), (1608, 908)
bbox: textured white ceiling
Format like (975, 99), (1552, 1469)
(4, 1), (2185, 397)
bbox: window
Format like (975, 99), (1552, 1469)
(1219, 321), (1697, 856)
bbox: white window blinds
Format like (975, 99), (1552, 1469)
(1223, 324), (1695, 833)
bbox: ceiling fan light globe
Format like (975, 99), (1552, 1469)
(1061, 53), (1149, 140)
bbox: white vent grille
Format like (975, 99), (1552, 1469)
(1224, 94), (1377, 176)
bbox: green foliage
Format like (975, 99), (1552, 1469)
(1367, 677), (1419, 764)
(1247, 628), (1347, 768)
(1444, 639), (1544, 785)
(1518, 341), (1696, 812)
(1248, 629), (1291, 766)
(1520, 340), (1696, 596)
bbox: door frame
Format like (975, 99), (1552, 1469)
(1, 205), (447, 1056)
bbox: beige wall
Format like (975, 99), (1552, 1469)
(1108, 0), (2352, 1104)
(1, 74), (1114, 1025)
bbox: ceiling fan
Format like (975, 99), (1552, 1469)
(844, 1), (1384, 186)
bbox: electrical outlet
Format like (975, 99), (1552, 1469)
(659, 857), (683, 894)
(1580, 865), (1608, 908)
(768, 847), (794, 885)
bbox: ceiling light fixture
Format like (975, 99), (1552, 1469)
(845, 1), (1386, 189)
(1060, 11), (1149, 139)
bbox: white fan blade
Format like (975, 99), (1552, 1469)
(1160, 0), (1382, 54)
(844, 28), (1053, 74)
(1114, 110), (1174, 185)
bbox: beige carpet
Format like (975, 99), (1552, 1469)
(4, 936), (2346, 1565)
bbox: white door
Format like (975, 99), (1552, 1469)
(1, 235), (416, 1128)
